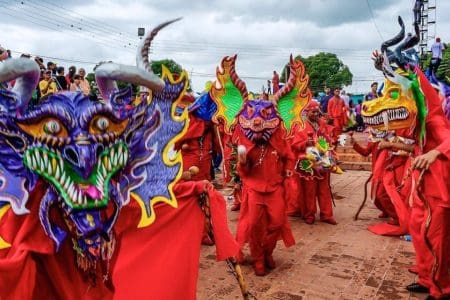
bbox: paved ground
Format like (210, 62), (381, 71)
(197, 170), (426, 300)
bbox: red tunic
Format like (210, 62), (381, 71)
(291, 120), (335, 222)
(233, 126), (295, 265)
(327, 96), (347, 136)
(409, 70), (450, 298)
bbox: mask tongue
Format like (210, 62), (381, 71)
(85, 185), (102, 200)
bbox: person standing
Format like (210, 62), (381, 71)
(55, 66), (68, 91)
(365, 82), (379, 101)
(327, 87), (347, 136)
(272, 71), (280, 93)
(291, 101), (337, 225)
(78, 68), (91, 96)
(267, 80), (272, 95)
(320, 87), (333, 113)
(429, 37), (446, 75)
(38, 70), (57, 100)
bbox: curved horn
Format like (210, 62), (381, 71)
(95, 18), (182, 101)
(381, 16), (405, 53)
(0, 58), (40, 111)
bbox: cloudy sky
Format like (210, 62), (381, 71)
(1, 0), (449, 94)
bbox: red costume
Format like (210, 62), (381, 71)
(292, 117), (336, 224)
(0, 181), (238, 300)
(272, 72), (280, 93)
(408, 71), (450, 299)
(352, 133), (413, 236)
(234, 127), (295, 275)
(327, 95), (347, 136)
(175, 115), (216, 181)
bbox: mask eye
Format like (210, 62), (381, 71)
(247, 105), (254, 117)
(260, 108), (268, 119)
(44, 120), (61, 135)
(96, 117), (109, 131)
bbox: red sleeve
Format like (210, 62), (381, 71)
(427, 115), (450, 160)
(353, 142), (375, 157)
(327, 98), (334, 117)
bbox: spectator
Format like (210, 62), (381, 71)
(267, 80), (272, 95)
(70, 74), (83, 93)
(355, 100), (364, 132)
(341, 90), (350, 106)
(55, 66), (68, 91)
(66, 65), (76, 85)
(272, 71), (280, 93)
(78, 68), (91, 96)
(429, 37), (446, 75)
(320, 87), (333, 113)
(365, 82), (379, 101)
(34, 57), (46, 71)
(39, 70), (57, 100)
(47, 61), (57, 76)
(327, 87), (347, 136)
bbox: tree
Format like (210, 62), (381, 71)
(420, 45), (450, 84)
(280, 52), (353, 95)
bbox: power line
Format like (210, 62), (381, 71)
(366, 0), (384, 41)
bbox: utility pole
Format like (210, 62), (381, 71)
(418, 0), (436, 56)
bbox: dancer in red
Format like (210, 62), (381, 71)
(363, 7), (450, 297)
(327, 87), (347, 136)
(209, 55), (311, 276)
(292, 101), (338, 225)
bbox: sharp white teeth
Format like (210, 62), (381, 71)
(55, 165), (60, 180)
(25, 152), (31, 165)
(107, 158), (112, 171)
(31, 154), (37, 169)
(47, 161), (52, 175)
(68, 183), (74, 200)
(64, 178), (71, 190)
(382, 111), (389, 130)
(77, 190), (82, 204)
(60, 172), (66, 185)
(101, 164), (107, 176)
(83, 195), (87, 205)
(58, 157), (64, 170)
(43, 152), (48, 167)
(111, 148), (116, 165)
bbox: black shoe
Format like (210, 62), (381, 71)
(406, 282), (429, 293)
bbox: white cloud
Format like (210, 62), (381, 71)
(1, 0), (447, 94)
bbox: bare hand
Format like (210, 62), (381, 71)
(412, 150), (441, 170)
(285, 170), (293, 177)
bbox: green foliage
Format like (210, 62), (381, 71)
(151, 59), (183, 77)
(280, 52), (353, 95)
(420, 45), (450, 85)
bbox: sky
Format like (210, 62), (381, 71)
(1, 0), (449, 95)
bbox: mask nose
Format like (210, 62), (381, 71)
(63, 144), (100, 179)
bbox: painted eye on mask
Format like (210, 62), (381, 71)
(44, 120), (61, 134)
(260, 108), (271, 119)
(96, 117), (109, 131)
(389, 91), (399, 100)
(89, 115), (128, 136)
(247, 105), (255, 117)
(18, 117), (68, 139)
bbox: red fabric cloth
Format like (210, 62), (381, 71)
(327, 96), (347, 136)
(234, 127), (295, 263)
(0, 181), (238, 300)
(291, 119), (335, 222)
(176, 115), (214, 181)
(272, 73), (280, 93)
(409, 71), (450, 298)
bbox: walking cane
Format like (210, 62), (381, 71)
(354, 173), (372, 220)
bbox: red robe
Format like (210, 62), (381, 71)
(327, 96), (347, 136)
(409, 69), (450, 299)
(0, 181), (238, 300)
(353, 140), (412, 236)
(233, 127), (295, 264)
(175, 115), (215, 181)
(291, 119), (335, 223)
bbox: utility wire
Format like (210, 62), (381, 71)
(366, 0), (384, 41)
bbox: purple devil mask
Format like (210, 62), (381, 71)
(238, 100), (280, 143)
(0, 19), (186, 278)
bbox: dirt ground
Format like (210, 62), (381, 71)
(197, 170), (425, 300)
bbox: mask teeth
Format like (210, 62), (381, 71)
(382, 111), (389, 131)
